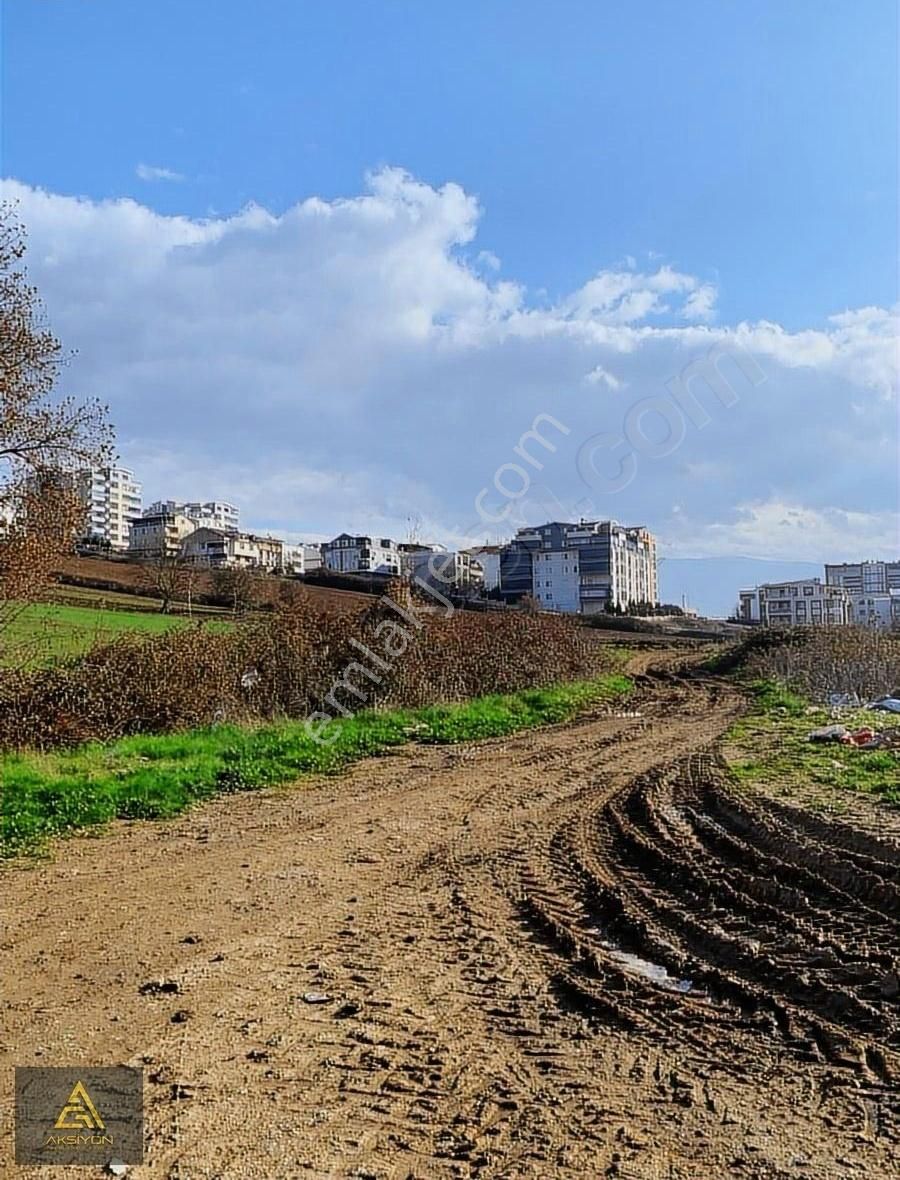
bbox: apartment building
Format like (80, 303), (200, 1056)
(302, 543), (323, 573)
(181, 528), (284, 571)
(399, 543), (481, 591)
(144, 499), (240, 532)
(322, 534), (401, 576)
(128, 511), (196, 559)
(849, 592), (900, 630)
(737, 579), (853, 626)
(499, 520), (658, 613)
(76, 466), (143, 551)
(461, 545), (502, 591)
(825, 560), (900, 595)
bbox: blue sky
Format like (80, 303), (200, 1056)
(4, 1), (896, 326)
(1, 2), (898, 613)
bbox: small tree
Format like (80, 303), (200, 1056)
(212, 565), (262, 614)
(142, 554), (194, 614)
(0, 205), (113, 643)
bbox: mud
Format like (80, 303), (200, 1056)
(1, 661), (898, 1178)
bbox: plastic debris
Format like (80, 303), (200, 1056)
(828, 692), (861, 708)
(300, 991), (331, 1004)
(868, 696), (900, 714)
(107, 1162), (128, 1177)
(846, 727), (877, 747)
(809, 724), (900, 751)
(807, 725), (850, 743)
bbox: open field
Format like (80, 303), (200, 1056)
(49, 582), (231, 617)
(1, 601), (228, 664)
(2, 653), (898, 1177)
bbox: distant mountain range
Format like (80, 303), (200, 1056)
(659, 557), (823, 619)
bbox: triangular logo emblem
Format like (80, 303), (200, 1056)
(54, 1081), (105, 1131)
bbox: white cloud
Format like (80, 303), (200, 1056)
(664, 499), (900, 562)
(584, 365), (623, 390)
(135, 163), (185, 183)
(2, 168), (897, 562)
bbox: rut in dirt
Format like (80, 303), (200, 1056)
(512, 729), (900, 1139)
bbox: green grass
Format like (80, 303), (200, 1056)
(1, 602), (228, 665)
(0, 672), (633, 857)
(725, 678), (900, 806)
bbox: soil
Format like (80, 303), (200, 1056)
(54, 554), (377, 613)
(2, 657), (899, 1179)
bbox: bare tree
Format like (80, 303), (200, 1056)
(0, 205), (113, 640)
(141, 554), (195, 615)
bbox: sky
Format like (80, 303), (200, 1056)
(1, 1), (898, 612)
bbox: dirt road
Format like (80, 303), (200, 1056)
(2, 664), (899, 1178)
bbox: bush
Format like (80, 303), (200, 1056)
(0, 584), (602, 750)
(712, 626), (900, 701)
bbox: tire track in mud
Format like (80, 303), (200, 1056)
(509, 731), (900, 1150)
(4, 661), (899, 1178)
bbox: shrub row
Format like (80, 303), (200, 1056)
(0, 584), (602, 750)
(715, 625), (900, 701)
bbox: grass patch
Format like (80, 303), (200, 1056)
(725, 678), (900, 806)
(0, 671), (633, 857)
(1, 602), (229, 665)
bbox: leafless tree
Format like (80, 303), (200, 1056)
(141, 554), (195, 615)
(0, 205), (113, 641)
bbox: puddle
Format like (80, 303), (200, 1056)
(587, 927), (693, 993)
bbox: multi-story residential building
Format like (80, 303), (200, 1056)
(499, 520), (658, 614)
(128, 511), (196, 560)
(737, 579), (852, 626)
(181, 528), (284, 571)
(322, 534), (401, 576)
(849, 593), (898, 630)
(399, 543), (481, 591)
(144, 500), (240, 532)
(825, 560), (900, 596)
(461, 545), (502, 591)
(302, 543), (322, 573)
(76, 466), (143, 551)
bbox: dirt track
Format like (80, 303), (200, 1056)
(2, 662), (899, 1178)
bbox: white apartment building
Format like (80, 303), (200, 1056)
(144, 499), (240, 532)
(399, 543), (481, 591)
(738, 579), (853, 626)
(322, 534), (401, 576)
(128, 511), (196, 560)
(302, 543), (323, 573)
(181, 528), (284, 571)
(77, 466), (143, 551)
(825, 560), (900, 595)
(499, 520), (658, 613)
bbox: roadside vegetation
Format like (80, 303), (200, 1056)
(725, 680), (899, 805)
(0, 590), (606, 750)
(709, 625), (900, 701)
(1, 672), (632, 857)
(719, 628), (900, 809)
